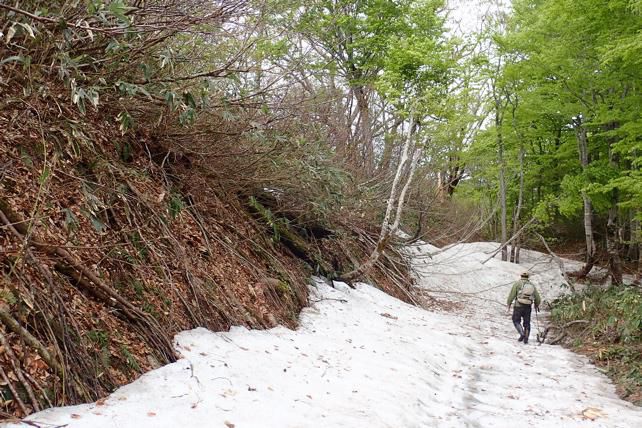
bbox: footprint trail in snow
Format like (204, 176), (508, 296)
(7, 243), (641, 428)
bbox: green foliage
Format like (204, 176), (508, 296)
(255, 39), (289, 61)
(62, 208), (80, 232)
(532, 194), (558, 225)
(459, 0), (642, 243)
(595, 171), (642, 211)
(248, 196), (286, 243)
(120, 345), (141, 372)
(274, 280), (292, 297)
(87, 329), (109, 348)
(0, 289), (17, 306)
(557, 175), (584, 218)
(168, 193), (184, 220)
(551, 286), (642, 343)
(0, 1), (230, 127)
(129, 231), (149, 260)
(130, 280), (145, 298)
(297, 0), (447, 111)
(551, 285), (642, 403)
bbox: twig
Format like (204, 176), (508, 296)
(22, 371), (53, 408)
(0, 364), (29, 416)
(0, 199), (176, 362)
(0, 330), (41, 412)
(481, 217), (537, 264)
(0, 3), (136, 35)
(545, 320), (590, 345)
(311, 298), (348, 303)
(535, 232), (575, 292)
(559, 319), (590, 329)
(0, 309), (64, 377)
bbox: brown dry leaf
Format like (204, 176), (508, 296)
(581, 407), (606, 421)
(147, 411), (156, 417)
(224, 422), (235, 428)
(96, 397), (107, 406)
(380, 312), (398, 320)
(71, 414), (81, 419)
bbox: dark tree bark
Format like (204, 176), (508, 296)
(607, 208), (623, 285)
(606, 121), (624, 284)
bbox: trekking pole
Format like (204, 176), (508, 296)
(535, 306), (543, 345)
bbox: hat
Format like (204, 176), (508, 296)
(520, 272), (530, 278)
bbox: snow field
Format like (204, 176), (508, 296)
(5, 243), (641, 427)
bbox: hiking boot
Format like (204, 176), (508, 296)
(523, 337), (529, 344)
(517, 335), (524, 342)
(514, 323), (524, 338)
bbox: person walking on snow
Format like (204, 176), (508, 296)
(506, 272), (541, 344)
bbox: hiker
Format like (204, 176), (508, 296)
(506, 272), (541, 344)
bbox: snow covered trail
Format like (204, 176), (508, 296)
(6, 244), (642, 428)
(411, 242), (641, 427)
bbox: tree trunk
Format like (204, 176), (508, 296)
(510, 148), (525, 263)
(630, 213), (641, 285)
(633, 232), (642, 285)
(627, 212), (639, 261)
(605, 122), (624, 284)
(437, 172), (446, 201)
(574, 117), (596, 275)
(444, 162), (464, 197)
(482, 217), (537, 264)
(510, 102), (524, 264)
(338, 120), (419, 283)
(498, 120), (508, 262)
(493, 74), (508, 262)
(607, 203), (623, 285)
(411, 207), (424, 242)
(353, 86), (374, 175)
(378, 117), (403, 173)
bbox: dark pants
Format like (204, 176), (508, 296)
(512, 304), (532, 340)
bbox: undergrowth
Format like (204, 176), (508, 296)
(550, 285), (642, 405)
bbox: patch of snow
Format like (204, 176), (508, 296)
(6, 245), (642, 428)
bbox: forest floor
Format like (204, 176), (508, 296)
(5, 243), (642, 428)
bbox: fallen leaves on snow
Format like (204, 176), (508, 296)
(581, 407), (606, 420)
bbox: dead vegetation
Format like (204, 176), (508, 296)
(0, 96), (415, 418)
(548, 285), (642, 406)
(0, 1), (420, 418)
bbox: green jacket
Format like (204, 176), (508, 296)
(507, 279), (541, 307)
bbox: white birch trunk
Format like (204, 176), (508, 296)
(574, 117), (596, 275)
(339, 119), (418, 283)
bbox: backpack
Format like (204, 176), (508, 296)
(517, 280), (535, 305)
